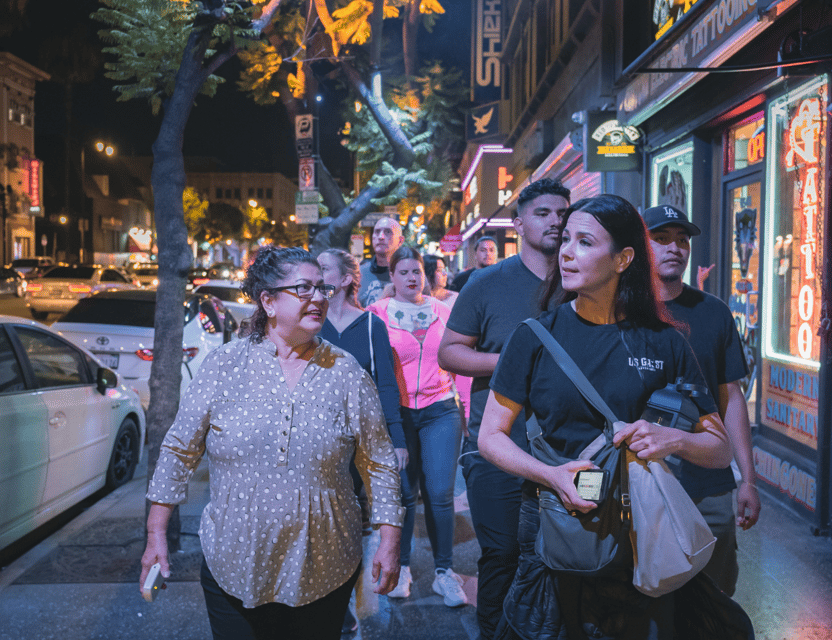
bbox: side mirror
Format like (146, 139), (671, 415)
(97, 367), (118, 395)
(223, 314), (239, 344)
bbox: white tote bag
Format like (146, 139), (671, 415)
(627, 448), (716, 598)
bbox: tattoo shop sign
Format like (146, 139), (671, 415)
(583, 111), (642, 172)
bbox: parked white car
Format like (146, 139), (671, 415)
(193, 279), (256, 325)
(0, 315), (146, 551)
(51, 290), (238, 409)
(128, 263), (160, 289)
(25, 264), (139, 320)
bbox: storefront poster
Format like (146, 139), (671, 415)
(753, 444), (816, 511)
(651, 141), (693, 214)
(761, 358), (820, 450)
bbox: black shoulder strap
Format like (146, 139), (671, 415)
(522, 318), (619, 425)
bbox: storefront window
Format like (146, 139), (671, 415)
(651, 142), (694, 282)
(725, 112), (765, 173)
(761, 75), (826, 451)
(651, 142), (693, 214)
(727, 181), (761, 415)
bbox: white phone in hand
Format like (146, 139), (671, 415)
(142, 563), (165, 602)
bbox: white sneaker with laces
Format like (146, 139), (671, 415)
(387, 565), (412, 598)
(432, 568), (468, 607)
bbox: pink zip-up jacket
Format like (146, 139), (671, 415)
(367, 297), (454, 410)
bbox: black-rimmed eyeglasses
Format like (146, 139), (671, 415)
(268, 283), (336, 300)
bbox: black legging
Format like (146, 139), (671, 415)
(200, 557), (360, 640)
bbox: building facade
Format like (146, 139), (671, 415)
(462, 0), (831, 532)
(0, 52), (49, 265)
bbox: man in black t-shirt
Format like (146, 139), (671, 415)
(644, 204), (760, 596)
(449, 235), (499, 292)
(438, 179), (570, 639)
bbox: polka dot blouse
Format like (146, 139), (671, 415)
(147, 337), (404, 608)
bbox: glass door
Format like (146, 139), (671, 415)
(724, 177), (762, 421)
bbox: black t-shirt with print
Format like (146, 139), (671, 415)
(666, 285), (749, 500)
(491, 303), (717, 495)
(445, 255), (546, 450)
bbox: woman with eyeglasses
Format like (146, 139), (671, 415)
(140, 246), (403, 640)
(367, 246), (468, 609)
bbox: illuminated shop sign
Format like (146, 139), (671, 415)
(753, 445), (816, 511)
(747, 128), (764, 164)
(653, 0), (703, 41)
(472, 0), (501, 103)
(461, 146), (513, 229)
(618, 0), (799, 125)
(762, 76), (826, 449)
(584, 112), (642, 172)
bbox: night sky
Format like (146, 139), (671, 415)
(2, 0), (470, 189)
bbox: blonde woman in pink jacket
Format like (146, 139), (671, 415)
(367, 246), (468, 609)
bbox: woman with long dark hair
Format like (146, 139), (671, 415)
(478, 195), (733, 639)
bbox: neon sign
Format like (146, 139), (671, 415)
(785, 96), (822, 360)
(746, 130), (765, 164)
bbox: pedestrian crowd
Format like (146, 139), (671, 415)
(141, 179), (760, 640)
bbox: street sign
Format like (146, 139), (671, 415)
(296, 139), (314, 158)
(295, 114), (313, 139)
(440, 234), (463, 253)
(295, 203), (319, 224)
(299, 158), (316, 191)
(295, 190), (320, 224)
(295, 190), (320, 204)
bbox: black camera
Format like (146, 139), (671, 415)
(639, 377), (710, 433)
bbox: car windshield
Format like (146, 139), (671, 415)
(60, 298), (158, 327)
(196, 286), (246, 303)
(12, 259), (44, 268)
(133, 268), (158, 276)
(44, 266), (96, 279)
(59, 297), (197, 327)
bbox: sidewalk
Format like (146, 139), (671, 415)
(0, 448), (831, 640)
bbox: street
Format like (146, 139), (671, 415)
(0, 294), (35, 323)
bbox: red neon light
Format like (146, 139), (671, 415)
(498, 166), (513, 190)
(784, 96), (824, 361)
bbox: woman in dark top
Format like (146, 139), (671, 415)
(318, 249), (407, 465)
(478, 195), (733, 639)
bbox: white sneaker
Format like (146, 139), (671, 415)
(387, 565), (412, 598)
(432, 568), (468, 607)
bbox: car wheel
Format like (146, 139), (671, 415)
(30, 310), (49, 321)
(106, 418), (139, 490)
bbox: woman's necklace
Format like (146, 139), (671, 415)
(276, 342), (315, 392)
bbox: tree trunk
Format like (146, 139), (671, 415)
(145, 29), (211, 552)
(402, 0), (420, 92)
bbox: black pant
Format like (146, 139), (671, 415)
(200, 557), (360, 640)
(461, 442), (523, 640)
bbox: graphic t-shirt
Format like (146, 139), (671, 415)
(358, 258), (390, 308)
(665, 285), (749, 500)
(490, 303), (717, 495)
(445, 255), (546, 449)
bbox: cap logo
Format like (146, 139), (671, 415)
(663, 206), (679, 219)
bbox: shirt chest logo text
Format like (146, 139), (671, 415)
(628, 357), (665, 372)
